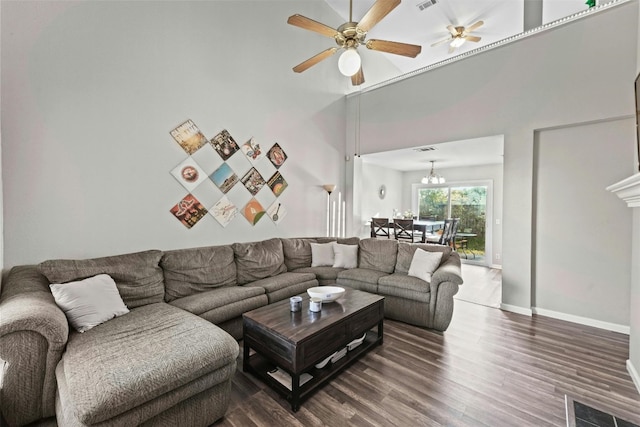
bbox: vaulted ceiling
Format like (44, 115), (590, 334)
(315, 0), (599, 89)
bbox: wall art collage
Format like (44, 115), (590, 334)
(168, 119), (289, 229)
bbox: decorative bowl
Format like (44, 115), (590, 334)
(306, 286), (345, 302)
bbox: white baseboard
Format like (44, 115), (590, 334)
(500, 303), (533, 316)
(490, 263), (503, 270)
(532, 307), (630, 335)
(628, 359), (640, 395)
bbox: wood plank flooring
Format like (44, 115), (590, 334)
(214, 300), (640, 427)
(455, 264), (502, 308)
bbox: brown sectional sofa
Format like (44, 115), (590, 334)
(0, 237), (462, 426)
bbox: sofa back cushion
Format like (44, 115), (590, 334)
(395, 242), (452, 274)
(39, 250), (164, 309)
(281, 238), (316, 270)
(161, 245), (236, 302)
(358, 238), (398, 274)
(232, 238), (287, 285)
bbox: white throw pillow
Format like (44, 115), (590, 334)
(310, 242), (335, 267)
(50, 274), (129, 333)
(407, 248), (443, 283)
(332, 243), (358, 269)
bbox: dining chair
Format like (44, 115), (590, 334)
(370, 217), (390, 238)
(393, 218), (415, 242)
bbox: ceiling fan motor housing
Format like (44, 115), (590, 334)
(336, 22), (367, 48)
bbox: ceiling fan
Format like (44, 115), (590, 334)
(431, 21), (484, 54)
(287, 0), (422, 86)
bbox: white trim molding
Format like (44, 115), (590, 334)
(500, 303), (533, 316)
(627, 359), (640, 394)
(532, 307), (630, 334)
(606, 173), (640, 207)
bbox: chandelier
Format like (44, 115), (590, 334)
(421, 161), (446, 184)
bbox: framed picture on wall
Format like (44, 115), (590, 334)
(170, 120), (207, 155)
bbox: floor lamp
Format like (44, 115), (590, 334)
(323, 184), (336, 237)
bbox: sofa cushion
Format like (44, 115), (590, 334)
(40, 250), (164, 309)
(161, 245), (236, 302)
(357, 238), (398, 274)
(292, 266), (345, 284)
(59, 303), (238, 424)
(310, 242), (335, 267)
(332, 242), (358, 269)
(395, 242), (452, 274)
(407, 249), (443, 283)
(170, 286), (267, 324)
(49, 274), (129, 333)
(378, 273), (431, 302)
(336, 268), (388, 294)
(315, 237), (360, 245)
(232, 238), (287, 285)
(281, 238), (316, 270)
(248, 272), (317, 303)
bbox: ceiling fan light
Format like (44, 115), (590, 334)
(338, 48), (361, 76)
(450, 37), (466, 48)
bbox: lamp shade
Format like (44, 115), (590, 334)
(338, 48), (361, 76)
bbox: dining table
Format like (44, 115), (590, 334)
(391, 219), (445, 243)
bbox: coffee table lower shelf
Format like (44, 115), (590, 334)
(243, 330), (381, 411)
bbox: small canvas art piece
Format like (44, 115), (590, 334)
(243, 198), (266, 226)
(170, 158), (207, 191)
(210, 129), (240, 161)
(170, 120), (208, 155)
(210, 195), (238, 227)
(170, 194), (208, 229)
(267, 143), (287, 169)
(267, 200), (286, 225)
(241, 167), (266, 196)
(267, 171), (288, 197)
(210, 163), (238, 194)
(241, 137), (265, 163)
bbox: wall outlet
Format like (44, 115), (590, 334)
(495, 253), (501, 260)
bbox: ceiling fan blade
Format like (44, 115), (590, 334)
(448, 45), (455, 54)
(465, 20), (484, 33)
(357, 0), (401, 33)
(351, 67), (365, 86)
(447, 25), (459, 36)
(464, 35), (481, 42)
(366, 39), (422, 58)
(431, 37), (451, 47)
(287, 14), (339, 38)
(292, 47), (339, 73)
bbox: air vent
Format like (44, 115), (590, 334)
(413, 146), (436, 152)
(417, 0), (437, 11)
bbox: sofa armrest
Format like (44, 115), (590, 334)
(428, 253), (463, 331)
(0, 265), (69, 426)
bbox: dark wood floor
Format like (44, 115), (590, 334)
(215, 300), (640, 426)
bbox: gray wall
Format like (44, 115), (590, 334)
(347, 0), (638, 326)
(534, 119), (634, 326)
(1, 0), (348, 268)
(359, 162), (403, 237)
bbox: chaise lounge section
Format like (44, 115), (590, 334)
(0, 236), (462, 426)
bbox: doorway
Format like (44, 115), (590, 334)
(412, 181), (492, 265)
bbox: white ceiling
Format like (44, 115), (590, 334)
(361, 134), (504, 171)
(324, 0), (524, 80)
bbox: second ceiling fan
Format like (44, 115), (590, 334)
(431, 21), (484, 54)
(288, 0), (422, 86)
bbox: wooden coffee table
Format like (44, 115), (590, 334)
(242, 288), (384, 411)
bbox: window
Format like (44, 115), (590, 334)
(413, 182), (491, 261)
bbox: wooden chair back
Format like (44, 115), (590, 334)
(370, 217), (390, 238)
(393, 219), (415, 242)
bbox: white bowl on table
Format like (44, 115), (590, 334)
(306, 286), (345, 302)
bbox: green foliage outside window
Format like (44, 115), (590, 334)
(418, 186), (487, 254)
